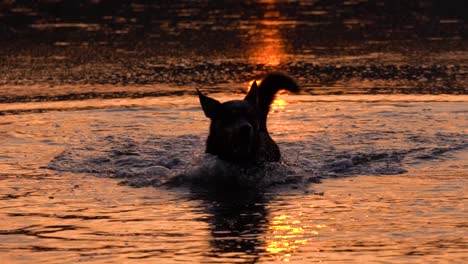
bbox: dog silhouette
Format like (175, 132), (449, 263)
(197, 73), (299, 164)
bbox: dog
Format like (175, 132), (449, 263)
(197, 73), (299, 164)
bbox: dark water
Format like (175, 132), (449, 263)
(0, 1), (467, 263)
(0, 0), (466, 102)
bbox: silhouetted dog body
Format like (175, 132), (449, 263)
(197, 73), (299, 164)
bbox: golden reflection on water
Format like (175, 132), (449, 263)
(246, 0), (286, 66)
(244, 0), (292, 112)
(250, 30), (284, 66)
(266, 214), (314, 262)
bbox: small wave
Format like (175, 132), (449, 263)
(47, 129), (466, 190)
(47, 134), (305, 189)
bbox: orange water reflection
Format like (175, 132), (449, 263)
(266, 214), (315, 262)
(249, 29), (284, 66)
(246, 0), (287, 66)
(244, 0), (291, 111)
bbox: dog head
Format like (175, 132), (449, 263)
(197, 82), (261, 162)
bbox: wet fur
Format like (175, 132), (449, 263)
(197, 73), (299, 164)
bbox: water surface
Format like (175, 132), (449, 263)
(0, 1), (467, 263)
(1, 95), (467, 263)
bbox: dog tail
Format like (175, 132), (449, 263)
(258, 73), (299, 110)
(246, 73), (299, 129)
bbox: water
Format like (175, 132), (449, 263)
(1, 1), (467, 263)
(1, 95), (467, 263)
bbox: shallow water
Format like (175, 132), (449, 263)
(1, 0), (467, 263)
(0, 95), (467, 263)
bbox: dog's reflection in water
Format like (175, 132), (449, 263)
(190, 188), (269, 260)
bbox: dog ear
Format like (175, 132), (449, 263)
(197, 89), (221, 119)
(244, 81), (259, 106)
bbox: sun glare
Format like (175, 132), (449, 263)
(249, 28), (285, 66)
(271, 98), (288, 111)
(266, 214), (312, 261)
(245, 0), (285, 66)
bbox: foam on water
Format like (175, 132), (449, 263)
(47, 134), (299, 189)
